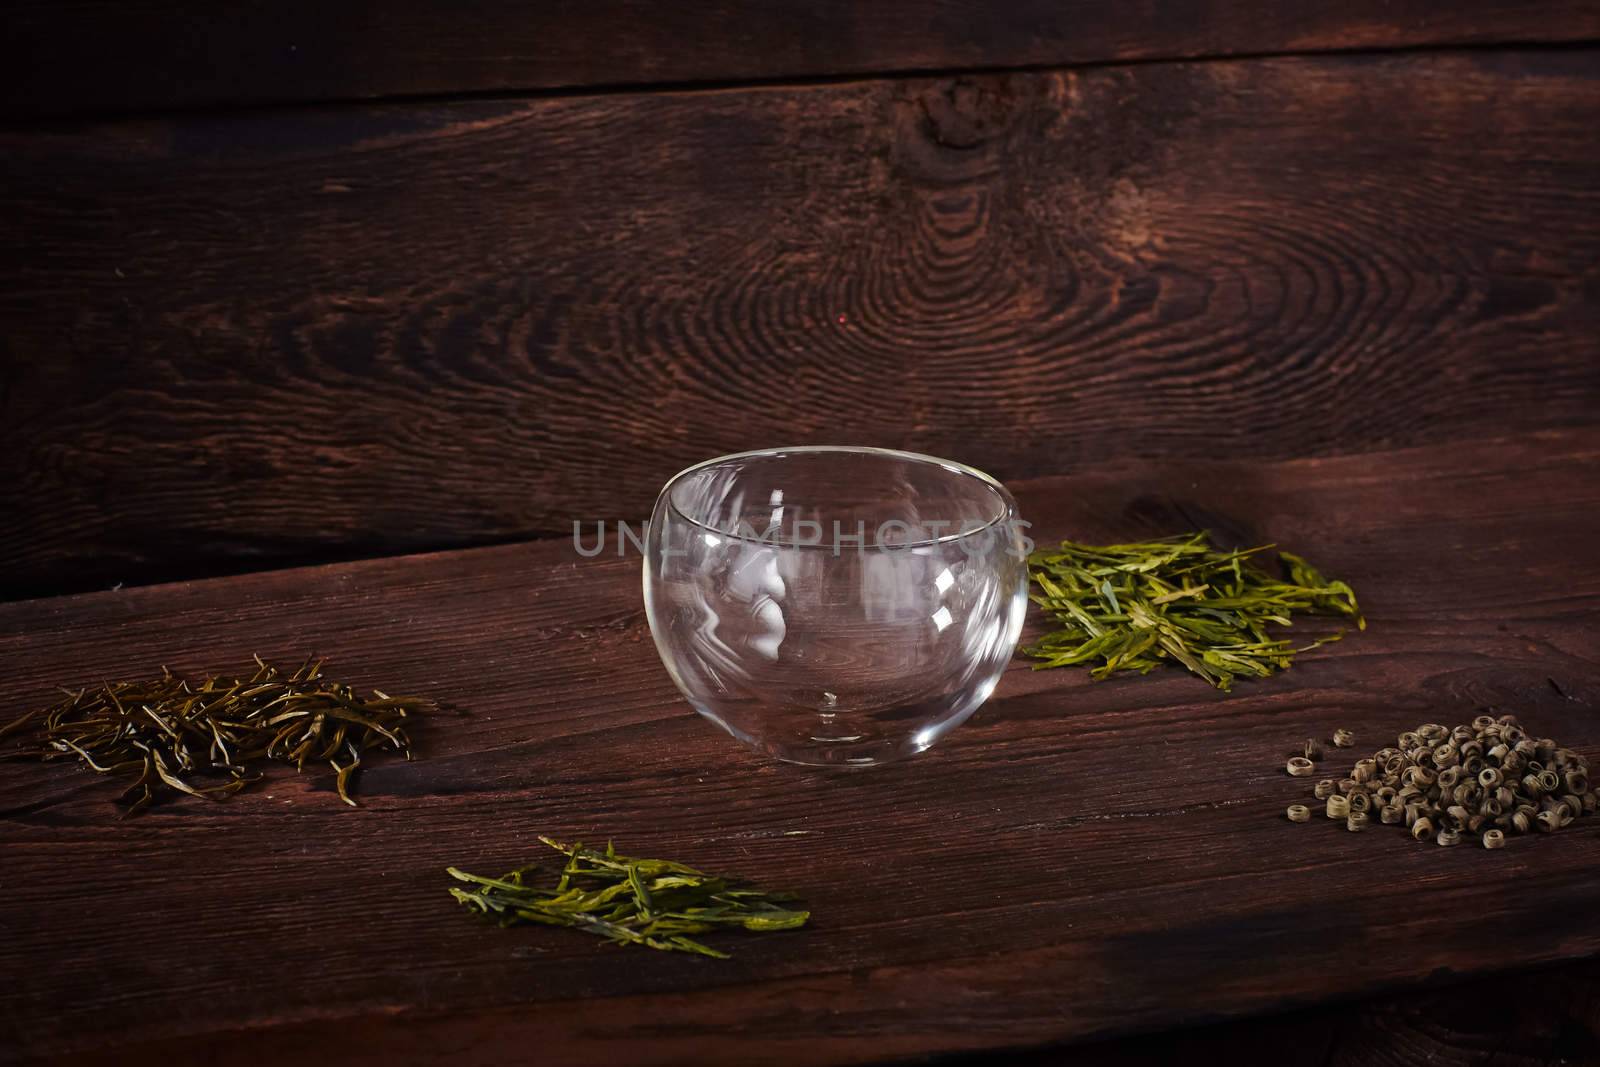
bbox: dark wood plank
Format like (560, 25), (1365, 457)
(7, 1), (1600, 119)
(4, 50), (1599, 600)
(939, 956), (1600, 1065)
(2, 427), (1598, 1066)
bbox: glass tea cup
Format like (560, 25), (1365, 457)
(643, 446), (1028, 766)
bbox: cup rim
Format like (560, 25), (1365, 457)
(661, 444), (1018, 549)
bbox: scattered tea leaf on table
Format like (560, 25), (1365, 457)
(0, 656), (434, 814)
(449, 837), (809, 958)
(1025, 531), (1362, 690)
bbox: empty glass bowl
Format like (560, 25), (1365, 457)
(643, 446), (1028, 766)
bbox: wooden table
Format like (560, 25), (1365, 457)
(3, 428), (1598, 1065)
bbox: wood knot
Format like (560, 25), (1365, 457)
(916, 77), (1017, 151)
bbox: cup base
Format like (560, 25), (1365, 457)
(695, 695), (964, 767)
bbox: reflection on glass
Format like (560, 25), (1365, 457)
(644, 446), (1027, 766)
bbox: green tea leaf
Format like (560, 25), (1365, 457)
(449, 839), (808, 958)
(1025, 532), (1362, 690)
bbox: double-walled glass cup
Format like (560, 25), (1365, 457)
(643, 446), (1028, 766)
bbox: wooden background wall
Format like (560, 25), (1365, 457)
(3, 2), (1599, 602)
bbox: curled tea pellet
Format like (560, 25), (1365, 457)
(1379, 804), (1403, 825)
(1286, 757), (1315, 777)
(1286, 804), (1311, 823)
(1483, 829), (1506, 849)
(1332, 728), (1354, 748)
(1511, 810), (1532, 834)
(1478, 767), (1503, 789)
(1536, 810), (1561, 833)
(1326, 795), (1349, 819)
(1346, 812), (1369, 832)
(1411, 816), (1434, 840)
(1560, 796), (1582, 826)
(1347, 792), (1372, 815)
(1541, 797), (1571, 826)
(1436, 828), (1462, 847)
(1404, 766), (1436, 789)
(1303, 739), (1323, 761)
(1313, 779), (1337, 800)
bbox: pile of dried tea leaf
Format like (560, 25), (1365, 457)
(449, 837), (809, 958)
(1025, 532), (1362, 690)
(0, 656), (433, 814)
(1285, 714), (1595, 848)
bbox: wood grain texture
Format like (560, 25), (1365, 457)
(943, 956), (1600, 1065)
(4, 50), (1599, 600)
(7, 1), (1600, 119)
(2, 427), (1598, 1066)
